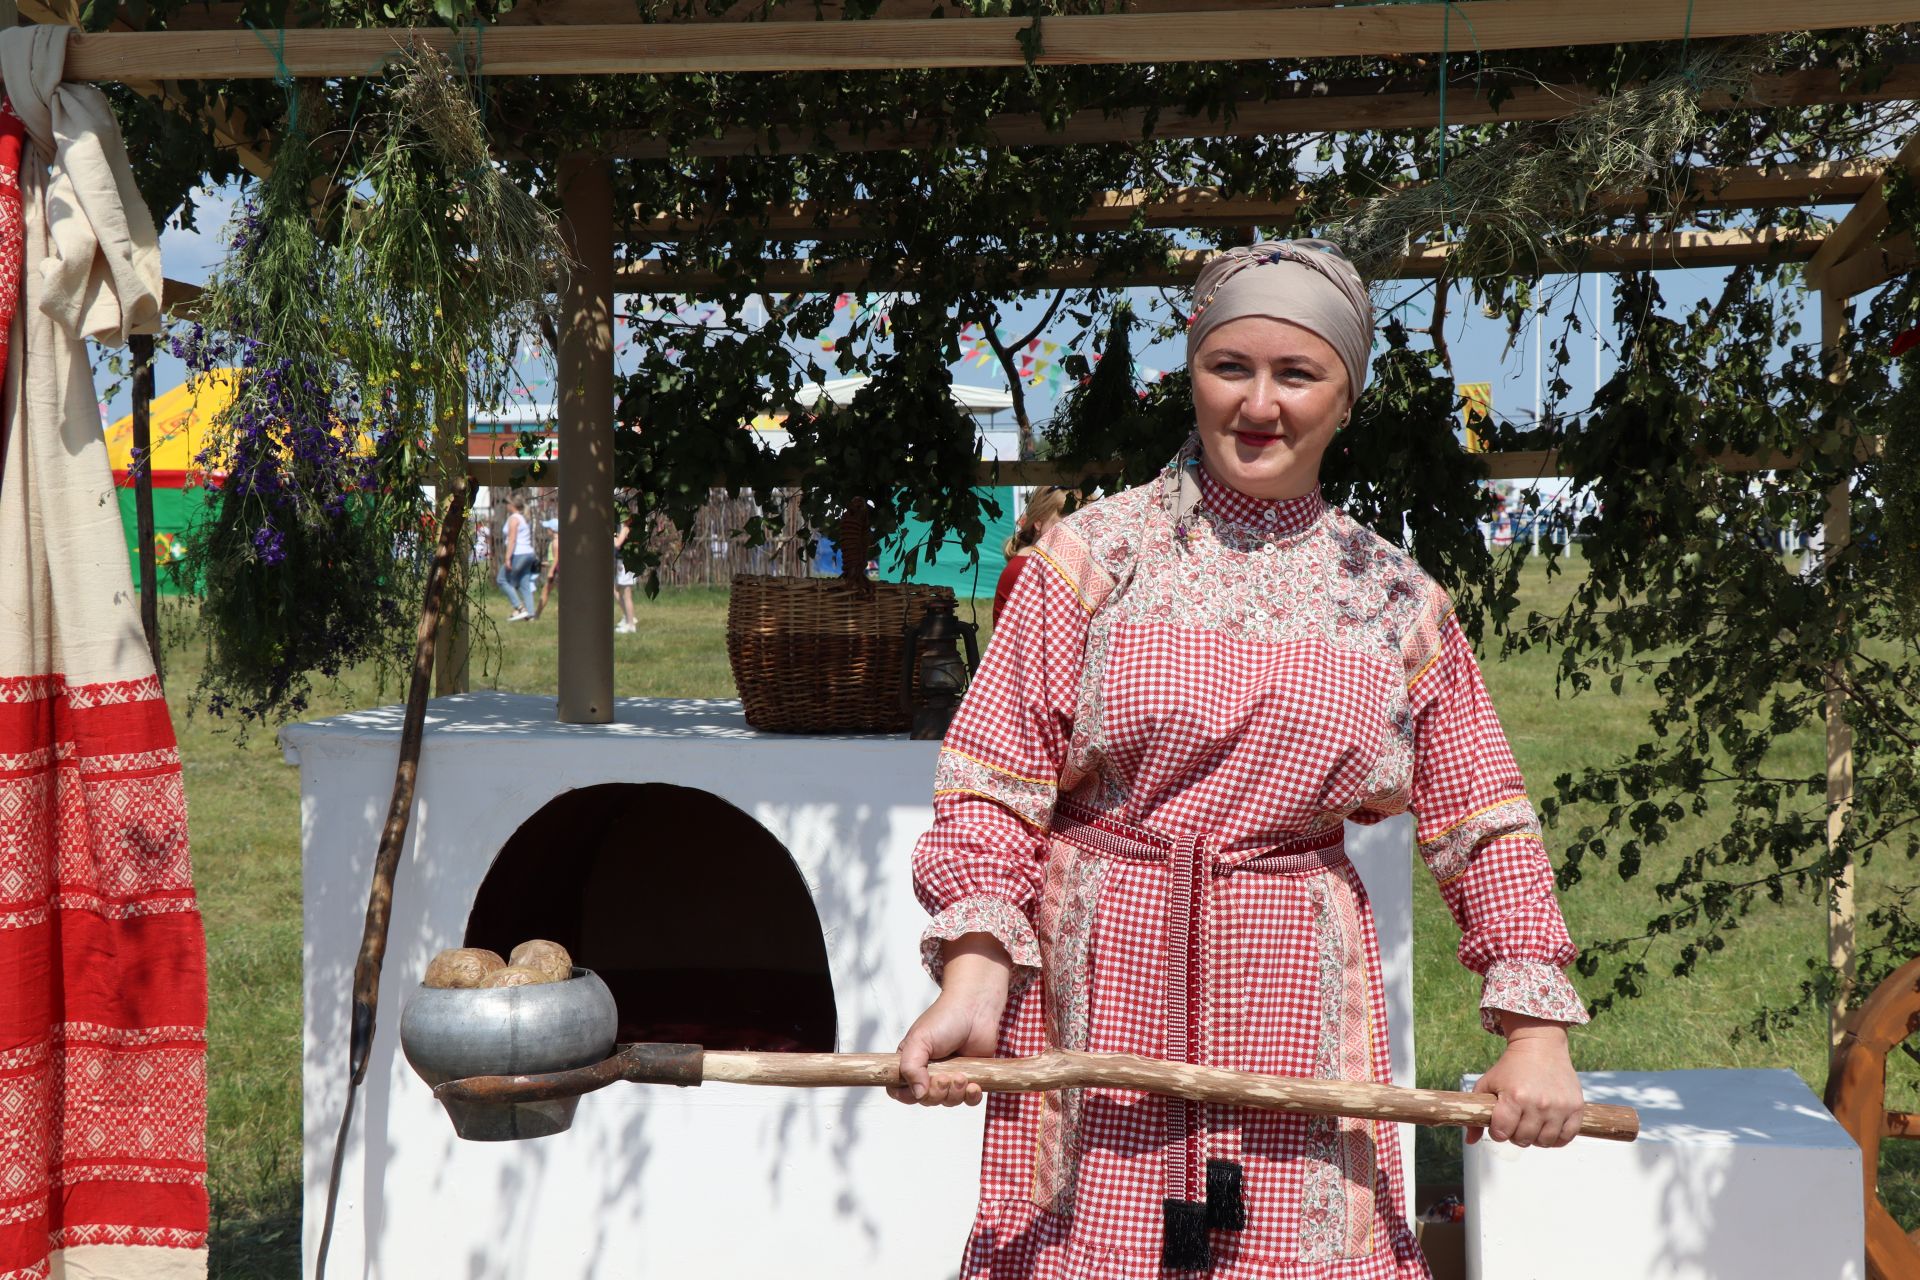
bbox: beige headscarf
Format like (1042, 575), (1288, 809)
(1185, 238), (1373, 401)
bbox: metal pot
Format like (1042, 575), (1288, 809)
(400, 966), (618, 1141)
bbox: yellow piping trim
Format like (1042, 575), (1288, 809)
(1406, 646), (1444, 693)
(933, 789), (1050, 830)
(1418, 794), (1532, 847)
(1029, 545), (1097, 615)
(940, 746), (1058, 788)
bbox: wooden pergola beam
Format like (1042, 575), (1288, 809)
(1806, 130), (1920, 296)
(612, 227), (1824, 292)
(15, 0), (277, 175)
(629, 164), (1876, 241)
(61, 0), (1920, 80)
(603, 63), (1920, 159)
(149, 0), (1349, 29)
(1822, 229), (1919, 299)
(632, 187), (1309, 239)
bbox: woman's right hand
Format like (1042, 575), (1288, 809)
(889, 934), (1012, 1108)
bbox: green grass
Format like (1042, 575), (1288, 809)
(183, 568), (1914, 1277)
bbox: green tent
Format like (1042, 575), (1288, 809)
(115, 484), (218, 596)
(881, 487), (1017, 602)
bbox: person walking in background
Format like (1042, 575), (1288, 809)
(497, 496), (538, 621)
(614, 520), (639, 635)
(535, 518), (561, 619)
(471, 517), (492, 570)
(993, 486), (1074, 622)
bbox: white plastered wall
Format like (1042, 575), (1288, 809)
(289, 692), (1415, 1279)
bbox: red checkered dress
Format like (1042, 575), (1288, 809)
(913, 460), (1587, 1279)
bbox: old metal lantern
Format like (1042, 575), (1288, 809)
(902, 596), (980, 740)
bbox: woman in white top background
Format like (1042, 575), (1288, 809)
(497, 497), (539, 621)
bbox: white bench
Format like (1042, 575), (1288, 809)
(1464, 1068), (1863, 1280)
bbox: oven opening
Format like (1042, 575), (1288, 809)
(465, 782), (837, 1052)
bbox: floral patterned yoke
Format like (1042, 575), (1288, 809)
(913, 457), (1587, 1280)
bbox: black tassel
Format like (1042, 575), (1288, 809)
(1205, 1159), (1246, 1231)
(1162, 1198), (1211, 1272)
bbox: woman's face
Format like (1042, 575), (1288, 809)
(1190, 316), (1351, 501)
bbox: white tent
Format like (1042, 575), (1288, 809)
(801, 375), (1014, 417)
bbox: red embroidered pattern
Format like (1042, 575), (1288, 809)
(0, 98), (21, 428)
(0, 675), (208, 1278)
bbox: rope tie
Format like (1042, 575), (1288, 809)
(1430, 1), (1484, 218)
(1679, 0), (1699, 85)
(246, 22), (299, 135)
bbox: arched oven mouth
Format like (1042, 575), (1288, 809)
(465, 781), (837, 1052)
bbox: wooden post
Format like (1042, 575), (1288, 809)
(556, 156), (616, 724)
(434, 369), (472, 696)
(1821, 287), (1856, 1046)
(129, 332), (162, 687)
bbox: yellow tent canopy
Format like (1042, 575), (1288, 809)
(105, 369), (238, 484)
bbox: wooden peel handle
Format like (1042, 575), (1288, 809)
(707, 1048), (1640, 1142)
(435, 1045), (1638, 1143)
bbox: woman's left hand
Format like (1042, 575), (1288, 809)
(1467, 1015), (1583, 1148)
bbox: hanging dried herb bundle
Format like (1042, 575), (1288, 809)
(1326, 43), (1768, 286)
(178, 46), (568, 724)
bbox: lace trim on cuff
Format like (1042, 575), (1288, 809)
(921, 894), (1041, 993)
(1479, 957), (1590, 1035)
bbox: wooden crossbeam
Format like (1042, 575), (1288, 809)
(151, 0), (1349, 28)
(630, 187), (1308, 239)
(15, 0), (276, 175)
(1806, 131), (1920, 297)
(62, 1), (1920, 81)
(1823, 229), (1919, 298)
(604, 64), (1920, 159)
(629, 165), (1875, 241)
(612, 227), (1824, 291)
(162, 277), (204, 312)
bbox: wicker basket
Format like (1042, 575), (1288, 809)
(727, 505), (957, 734)
(727, 574), (955, 734)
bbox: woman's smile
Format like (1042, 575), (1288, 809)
(1230, 428), (1288, 449)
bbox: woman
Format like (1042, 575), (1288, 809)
(497, 497), (538, 622)
(894, 240), (1587, 1280)
(614, 519), (639, 635)
(994, 486), (1074, 622)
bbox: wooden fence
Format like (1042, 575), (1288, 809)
(640, 489), (818, 587)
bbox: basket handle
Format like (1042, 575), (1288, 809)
(838, 504), (870, 585)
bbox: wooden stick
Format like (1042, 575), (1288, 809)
(346, 479), (470, 1085)
(436, 1045), (1641, 1142)
(62, 1), (1920, 81)
(129, 332), (161, 687)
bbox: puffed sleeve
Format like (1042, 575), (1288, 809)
(1405, 586), (1591, 1034)
(911, 522), (1100, 990)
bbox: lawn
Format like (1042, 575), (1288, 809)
(178, 565), (1914, 1277)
